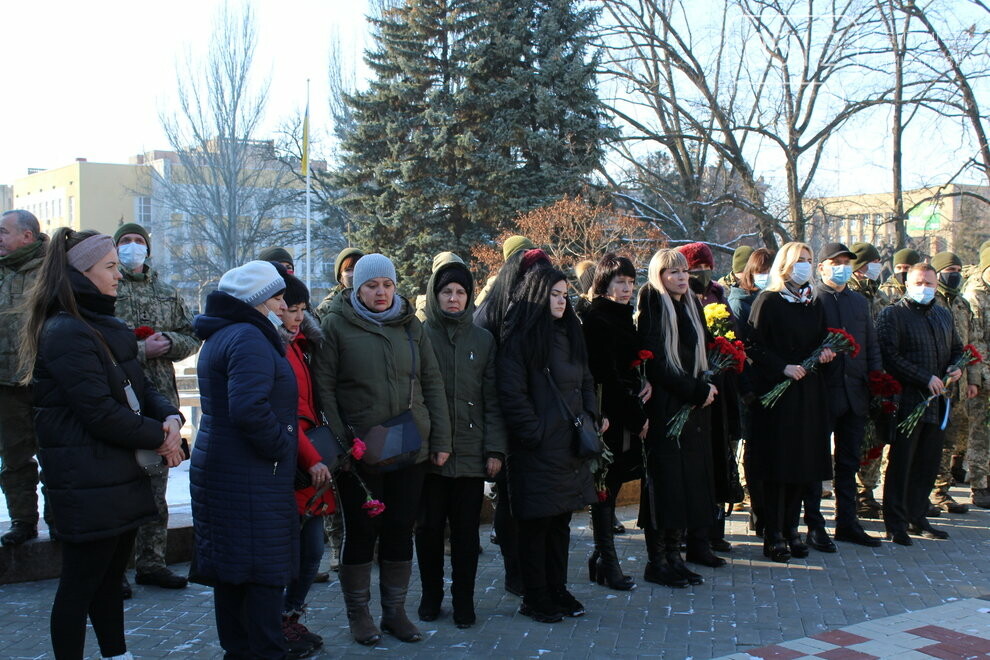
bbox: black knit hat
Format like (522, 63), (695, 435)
(114, 222), (151, 254)
(931, 251), (962, 272)
(434, 263), (473, 298)
(850, 242), (881, 271)
(893, 248), (921, 267)
(270, 262), (309, 308)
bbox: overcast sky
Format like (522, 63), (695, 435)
(1, 0), (984, 199)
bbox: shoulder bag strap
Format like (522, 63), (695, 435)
(544, 367), (580, 427)
(405, 324), (417, 409)
(83, 321), (142, 416)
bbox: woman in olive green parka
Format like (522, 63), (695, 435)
(414, 255), (507, 629)
(311, 254), (451, 646)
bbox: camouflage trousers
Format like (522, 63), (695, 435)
(934, 396), (974, 493)
(0, 385), (39, 526)
(857, 446), (888, 492)
(134, 467), (170, 573)
(966, 396), (990, 489)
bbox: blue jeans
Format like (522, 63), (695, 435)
(283, 515), (325, 613)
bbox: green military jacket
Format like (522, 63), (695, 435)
(879, 275), (907, 306)
(420, 262), (507, 479)
(311, 290), (452, 463)
(114, 267), (201, 407)
(935, 286), (979, 392)
(847, 275), (890, 324)
(963, 272), (990, 389)
(0, 237), (46, 386)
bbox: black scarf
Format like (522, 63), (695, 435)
(68, 268), (116, 317)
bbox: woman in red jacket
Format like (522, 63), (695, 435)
(274, 265), (336, 655)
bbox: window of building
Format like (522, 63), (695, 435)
(68, 197), (75, 224)
(136, 196), (152, 225)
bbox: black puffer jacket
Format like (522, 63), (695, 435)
(33, 272), (179, 543)
(497, 324), (597, 520)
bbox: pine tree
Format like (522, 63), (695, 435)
(336, 0), (614, 292)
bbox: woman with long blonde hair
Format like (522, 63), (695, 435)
(635, 249), (719, 588)
(746, 242), (834, 563)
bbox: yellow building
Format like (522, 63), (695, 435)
(12, 159), (150, 235)
(806, 184), (990, 262)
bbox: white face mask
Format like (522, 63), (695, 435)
(754, 273), (771, 290)
(790, 262), (813, 285)
(865, 262), (883, 281)
(266, 310), (283, 328)
(117, 243), (148, 270)
(829, 264), (853, 286)
(906, 285), (936, 305)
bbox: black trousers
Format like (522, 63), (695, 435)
(51, 529), (136, 660)
(516, 512), (572, 595)
(337, 461), (427, 565)
(492, 475), (521, 588)
(805, 409), (866, 529)
(762, 481), (804, 540)
(884, 421), (944, 533)
(214, 581), (285, 659)
(415, 474), (484, 606)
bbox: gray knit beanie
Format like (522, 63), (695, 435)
(218, 260), (286, 307)
(352, 253), (397, 291)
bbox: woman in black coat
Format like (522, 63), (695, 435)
(747, 242), (835, 563)
(579, 253), (649, 591)
(20, 229), (184, 660)
(498, 266), (601, 623)
(636, 249), (719, 589)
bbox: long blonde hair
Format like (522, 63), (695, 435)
(766, 241), (814, 292)
(645, 249), (708, 376)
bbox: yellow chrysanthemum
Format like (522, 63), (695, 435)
(703, 303), (730, 326)
(725, 330), (736, 340)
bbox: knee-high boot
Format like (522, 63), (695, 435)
(379, 560), (422, 643)
(642, 527), (688, 588)
(665, 529), (703, 585)
(589, 502), (635, 590)
(339, 562), (382, 645)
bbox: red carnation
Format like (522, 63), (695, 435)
(134, 325), (155, 340)
(362, 499), (386, 517)
(630, 359), (642, 368)
(596, 490), (609, 503)
(638, 350), (655, 361)
(881, 401), (898, 414)
(350, 438), (367, 461)
(964, 344), (984, 366)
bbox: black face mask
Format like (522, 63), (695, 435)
(939, 271), (962, 290)
(894, 272), (908, 286)
(689, 269), (713, 292)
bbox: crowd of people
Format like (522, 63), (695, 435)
(1, 206), (989, 659)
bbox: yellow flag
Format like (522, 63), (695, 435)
(301, 103), (310, 175)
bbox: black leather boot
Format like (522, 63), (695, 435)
(589, 503), (635, 590)
(665, 529), (703, 585)
(642, 527), (688, 588)
(686, 527), (727, 568)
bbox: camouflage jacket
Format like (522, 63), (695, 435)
(114, 267), (201, 407)
(718, 271), (740, 289)
(963, 274), (990, 389)
(315, 284), (345, 321)
(935, 287), (979, 392)
(847, 275), (890, 324)
(0, 237), (46, 385)
(879, 275), (906, 306)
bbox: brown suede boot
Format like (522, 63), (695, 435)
(379, 560), (422, 642)
(338, 562), (382, 645)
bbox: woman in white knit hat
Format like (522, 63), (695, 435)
(312, 253), (452, 646)
(190, 260), (300, 658)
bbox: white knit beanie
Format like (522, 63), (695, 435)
(218, 261), (286, 307)
(352, 253), (397, 291)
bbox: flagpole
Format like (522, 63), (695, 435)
(304, 78), (312, 290)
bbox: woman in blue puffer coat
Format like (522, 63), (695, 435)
(190, 260), (299, 659)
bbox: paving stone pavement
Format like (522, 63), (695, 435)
(3, 488), (990, 659)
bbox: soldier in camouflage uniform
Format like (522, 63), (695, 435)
(931, 252), (980, 514)
(315, 247), (363, 320)
(113, 223), (201, 590)
(878, 248), (923, 306)
(718, 245), (753, 290)
(962, 248), (990, 508)
(848, 242), (892, 518)
(0, 210), (45, 546)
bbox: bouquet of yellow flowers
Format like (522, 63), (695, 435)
(703, 302), (735, 340)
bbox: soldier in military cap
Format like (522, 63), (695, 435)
(0, 210), (46, 546)
(114, 222), (202, 591)
(879, 248), (923, 305)
(930, 251), (980, 514)
(962, 247), (990, 508)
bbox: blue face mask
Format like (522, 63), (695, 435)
(866, 262), (883, 281)
(754, 273), (771, 290)
(790, 262), (813, 286)
(267, 310), (283, 328)
(906, 285), (936, 305)
(829, 264), (853, 286)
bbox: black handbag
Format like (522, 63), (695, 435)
(354, 325), (423, 472)
(294, 417), (349, 490)
(544, 368), (602, 458)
